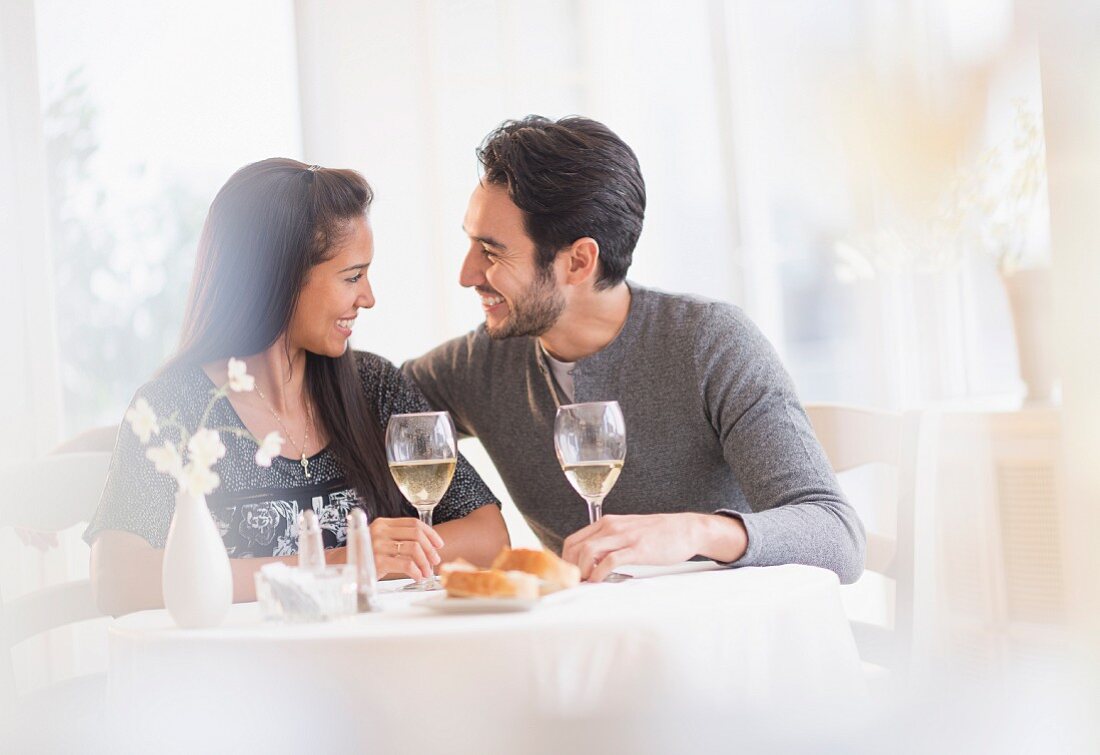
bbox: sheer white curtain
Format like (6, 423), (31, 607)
(0, 0), (80, 694)
(2, 0), (62, 459)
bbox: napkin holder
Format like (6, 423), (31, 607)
(254, 562), (356, 623)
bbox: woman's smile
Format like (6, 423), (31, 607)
(336, 317), (356, 337)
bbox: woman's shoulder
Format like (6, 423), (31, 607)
(350, 349), (401, 397)
(131, 363), (214, 423)
(352, 349), (395, 373)
(350, 350), (428, 418)
(351, 349), (401, 389)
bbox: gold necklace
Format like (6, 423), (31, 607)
(254, 385), (314, 480)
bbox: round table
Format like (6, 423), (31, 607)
(108, 564), (865, 753)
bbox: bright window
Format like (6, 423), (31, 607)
(35, 0), (302, 435)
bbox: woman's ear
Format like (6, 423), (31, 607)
(562, 237), (600, 285)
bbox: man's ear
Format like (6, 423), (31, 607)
(562, 237), (600, 285)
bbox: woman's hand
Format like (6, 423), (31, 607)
(15, 527), (59, 551)
(369, 517), (445, 580)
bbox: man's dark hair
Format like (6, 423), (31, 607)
(476, 115), (646, 290)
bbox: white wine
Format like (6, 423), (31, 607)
(389, 459), (456, 508)
(562, 460), (623, 500)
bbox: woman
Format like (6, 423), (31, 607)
(85, 159), (509, 616)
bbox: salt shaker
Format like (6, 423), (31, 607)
(347, 507), (380, 612)
(297, 507), (325, 572)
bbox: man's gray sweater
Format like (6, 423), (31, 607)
(404, 283), (865, 583)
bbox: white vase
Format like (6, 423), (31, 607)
(162, 489), (233, 628)
(1003, 268), (1058, 403)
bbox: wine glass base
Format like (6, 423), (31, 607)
(401, 576), (443, 592)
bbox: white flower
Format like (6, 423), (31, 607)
(227, 358), (255, 392)
(254, 431), (285, 467)
(187, 428), (226, 471)
(125, 398), (159, 443)
(178, 461), (221, 497)
(145, 443), (183, 479)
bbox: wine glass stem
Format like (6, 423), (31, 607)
(587, 497), (604, 525)
(419, 507), (435, 579)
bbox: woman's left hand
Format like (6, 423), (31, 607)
(369, 516), (445, 580)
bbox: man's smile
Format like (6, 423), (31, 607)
(477, 288), (506, 312)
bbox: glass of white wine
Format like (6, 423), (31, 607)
(553, 401), (626, 525)
(385, 411), (457, 592)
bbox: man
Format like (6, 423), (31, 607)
(404, 115), (864, 583)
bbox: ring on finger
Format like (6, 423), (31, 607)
(394, 541), (403, 557)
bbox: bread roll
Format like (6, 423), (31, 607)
(491, 548), (580, 594)
(439, 558), (477, 577)
(441, 568), (539, 600)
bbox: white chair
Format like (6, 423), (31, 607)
(803, 404), (938, 677)
(0, 451), (112, 745)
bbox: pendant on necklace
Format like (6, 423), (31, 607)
(301, 454), (311, 479)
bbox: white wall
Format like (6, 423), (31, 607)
(1033, 0), (1100, 649)
(293, 0), (745, 366)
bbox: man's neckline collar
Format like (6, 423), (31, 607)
(537, 281), (644, 369)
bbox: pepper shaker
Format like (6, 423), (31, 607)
(347, 507), (380, 612)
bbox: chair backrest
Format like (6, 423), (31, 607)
(0, 451), (111, 705)
(803, 403), (938, 675)
(50, 424), (119, 456)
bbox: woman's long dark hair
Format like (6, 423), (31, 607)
(167, 158), (406, 518)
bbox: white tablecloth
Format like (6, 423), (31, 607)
(107, 564), (865, 753)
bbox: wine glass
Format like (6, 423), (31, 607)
(553, 401), (627, 525)
(385, 411), (457, 591)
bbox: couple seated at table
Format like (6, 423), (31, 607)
(86, 116), (865, 616)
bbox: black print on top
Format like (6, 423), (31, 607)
(207, 479), (363, 558)
(83, 352), (500, 552)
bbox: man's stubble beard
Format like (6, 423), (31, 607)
(486, 266), (565, 340)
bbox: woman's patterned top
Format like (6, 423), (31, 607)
(83, 352), (500, 558)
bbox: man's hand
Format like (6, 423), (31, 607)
(561, 512), (749, 582)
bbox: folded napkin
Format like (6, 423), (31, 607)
(613, 560), (724, 579)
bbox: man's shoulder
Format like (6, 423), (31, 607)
(630, 283), (753, 335)
(405, 324), (528, 374)
(401, 325), (533, 422)
(627, 284), (777, 377)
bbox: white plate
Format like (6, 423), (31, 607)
(415, 594), (538, 614)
